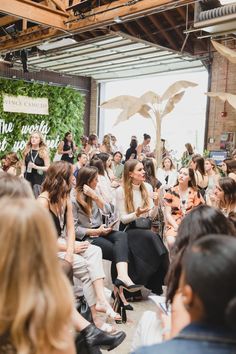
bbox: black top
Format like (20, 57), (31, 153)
(61, 140), (74, 164)
(49, 207), (67, 237)
(25, 149), (45, 187)
(125, 147), (137, 161)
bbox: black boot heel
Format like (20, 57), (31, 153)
(121, 305), (127, 324)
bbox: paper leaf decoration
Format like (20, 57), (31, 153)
(138, 104), (152, 118)
(140, 91), (162, 104)
(206, 92), (236, 109)
(211, 40), (236, 64)
(161, 91), (185, 118)
(161, 80), (197, 101)
(100, 95), (138, 109)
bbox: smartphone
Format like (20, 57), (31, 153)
(108, 219), (119, 228)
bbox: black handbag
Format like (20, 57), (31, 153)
(126, 217), (152, 230)
(76, 296), (93, 323)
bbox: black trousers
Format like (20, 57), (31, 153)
(92, 230), (128, 264)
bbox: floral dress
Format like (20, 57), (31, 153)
(164, 186), (204, 237)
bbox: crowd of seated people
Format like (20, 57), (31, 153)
(0, 131), (236, 354)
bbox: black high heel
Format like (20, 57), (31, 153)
(113, 292), (127, 324)
(75, 323), (126, 353)
(114, 278), (143, 293)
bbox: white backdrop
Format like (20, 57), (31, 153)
(99, 69), (208, 159)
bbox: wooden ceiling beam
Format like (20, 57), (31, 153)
(176, 6), (186, 21)
(122, 22), (138, 38)
(0, 0), (192, 52)
(149, 15), (178, 51)
(0, 15), (20, 27)
(162, 11), (185, 42)
(0, 0), (68, 30)
(135, 19), (157, 44)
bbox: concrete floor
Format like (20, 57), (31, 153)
(101, 298), (157, 354)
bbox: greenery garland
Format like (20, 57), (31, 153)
(0, 78), (85, 158)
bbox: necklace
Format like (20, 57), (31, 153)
(56, 203), (65, 234)
(179, 187), (189, 216)
(30, 149), (39, 164)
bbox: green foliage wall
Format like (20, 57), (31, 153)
(0, 78), (85, 157)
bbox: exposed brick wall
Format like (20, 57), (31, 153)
(89, 78), (98, 134)
(207, 48), (236, 152)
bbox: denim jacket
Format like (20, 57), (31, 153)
(133, 322), (236, 354)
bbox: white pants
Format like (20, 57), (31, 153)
(58, 242), (105, 307)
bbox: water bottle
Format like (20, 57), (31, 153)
(27, 161), (33, 173)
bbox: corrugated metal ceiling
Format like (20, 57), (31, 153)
(25, 32), (206, 81)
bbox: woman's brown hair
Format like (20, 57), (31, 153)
(76, 166), (98, 216)
(123, 159), (149, 213)
(218, 177), (236, 211)
(0, 198), (73, 354)
(42, 161), (73, 204)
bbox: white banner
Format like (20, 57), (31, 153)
(3, 94), (49, 115)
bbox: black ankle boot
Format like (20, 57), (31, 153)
(76, 324), (126, 353)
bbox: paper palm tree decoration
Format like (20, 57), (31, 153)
(211, 40), (236, 64)
(206, 92), (236, 109)
(101, 80), (197, 165)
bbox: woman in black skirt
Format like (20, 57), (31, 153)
(116, 159), (169, 295)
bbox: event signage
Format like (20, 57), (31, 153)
(0, 118), (60, 152)
(3, 94), (49, 115)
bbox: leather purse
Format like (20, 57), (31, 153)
(127, 217), (152, 230)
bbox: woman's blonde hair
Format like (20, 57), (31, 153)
(102, 134), (112, 154)
(123, 159), (149, 213)
(205, 158), (219, 174)
(0, 198), (73, 354)
(23, 131), (48, 159)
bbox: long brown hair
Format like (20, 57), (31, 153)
(23, 131), (48, 159)
(42, 161), (73, 204)
(123, 159), (149, 213)
(3, 152), (19, 171)
(218, 177), (236, 211)
(0, 198), (73, 354)
(76, 166), (98, 216)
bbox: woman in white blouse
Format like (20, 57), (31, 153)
(157, 157), (177, 191)
(116, 160), (169, 295)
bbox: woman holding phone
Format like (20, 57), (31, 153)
(72, 166), (142, 314)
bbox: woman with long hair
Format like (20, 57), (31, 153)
(212, 177), (236, 216)
(222, 159), (236, 181)
(38, 161), (123, 327)
(143, 158), (162, 192)
(58, 131), (77, 164)
(22, 131), (50, 193)
(2, 152), (19, 176)
(190, 155), (209, 195)
(72, 166), (142, 312)
(0, 173), (126, 353)
(90, 157), (114, 205)
(157, 156), (177, 192)
(116, 159), (169, 295)
(0, 198), (75, 354)
(100, 134), (112, 154)
(164, 167), (204, 248)
(137, 134), (153, 159)
(204, 158), (219, 202)
(125, 138), (137, 161)
(181, 142), (194, 167)
(85, 134), (99, 159)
